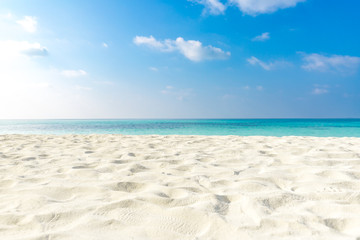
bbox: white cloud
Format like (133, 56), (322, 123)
(61, 69), (87, 78)
(230, 0), (305, 16)
(102, 42), (108, 48)
(175, 37), (230, 61)
(149, 67), (159, 72)
(301, 53), (360, 73)
(191, 0), (226, 15)
(247, 56), (290, 70)
(134, 35), (230, 62)
(252, 32), (270, 42)
(16, 16), (37, 33)
(0, 40), (48, 59)
(21, 44), (48, 56)
(191, 0), (305, 16)
(134, 35), (170, 50)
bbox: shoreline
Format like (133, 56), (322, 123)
(1, 135), (360, 239)
(2, 133), (360, 137)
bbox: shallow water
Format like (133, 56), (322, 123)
(1, 119), (360, 136)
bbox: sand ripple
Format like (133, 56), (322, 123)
(0, 135), (360, 239)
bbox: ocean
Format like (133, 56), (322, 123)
(0, 119), (359, 137)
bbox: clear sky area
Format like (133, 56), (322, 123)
(1, 0), (359, 119)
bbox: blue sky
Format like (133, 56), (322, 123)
(0, 0), (359, 118)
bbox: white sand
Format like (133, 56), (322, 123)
(1, 135), (360, 240)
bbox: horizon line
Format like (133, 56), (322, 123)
(1, 118), (360, 121)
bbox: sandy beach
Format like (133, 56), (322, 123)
(1, 134), (360, 240)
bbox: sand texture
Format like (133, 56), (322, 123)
(1, 135), (360, 240)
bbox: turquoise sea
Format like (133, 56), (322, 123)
(0, 119), (359, 137)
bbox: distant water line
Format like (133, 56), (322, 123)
(0, 119), (360, 137)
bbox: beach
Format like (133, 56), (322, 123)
(1, 134), (360, 240)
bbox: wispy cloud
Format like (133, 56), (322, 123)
(312, 88), (328, 95)
(301, 53), (360, 73)
(134, 35), (230, 62)
(191, 0), (305, 16)
(93, 80), (114, 86)
(21, 44), (48, 57)
(164, 85), (174, 90)
(149, 67), (159, 72)
(61, 69), (87, 78)
(247, 56), (271, 70)
(190, 0), (226, 15)
(75, 85), (92, 91)
(16, 16), (37, 33)
(242, 85), (264, 91)
(161, 86), (193, 101)
(252, 32), (270, 42)
(256, 85), (264, 91)
(0, 12), (13, 20)
(222, 94), (236, 100)
(0, 40), (48, 59)
(102, 42), (108, 48)
(311, 84), (330, 95)
(247, 56), (289, 70)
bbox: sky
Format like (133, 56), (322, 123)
(0, 0), (359, 119)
